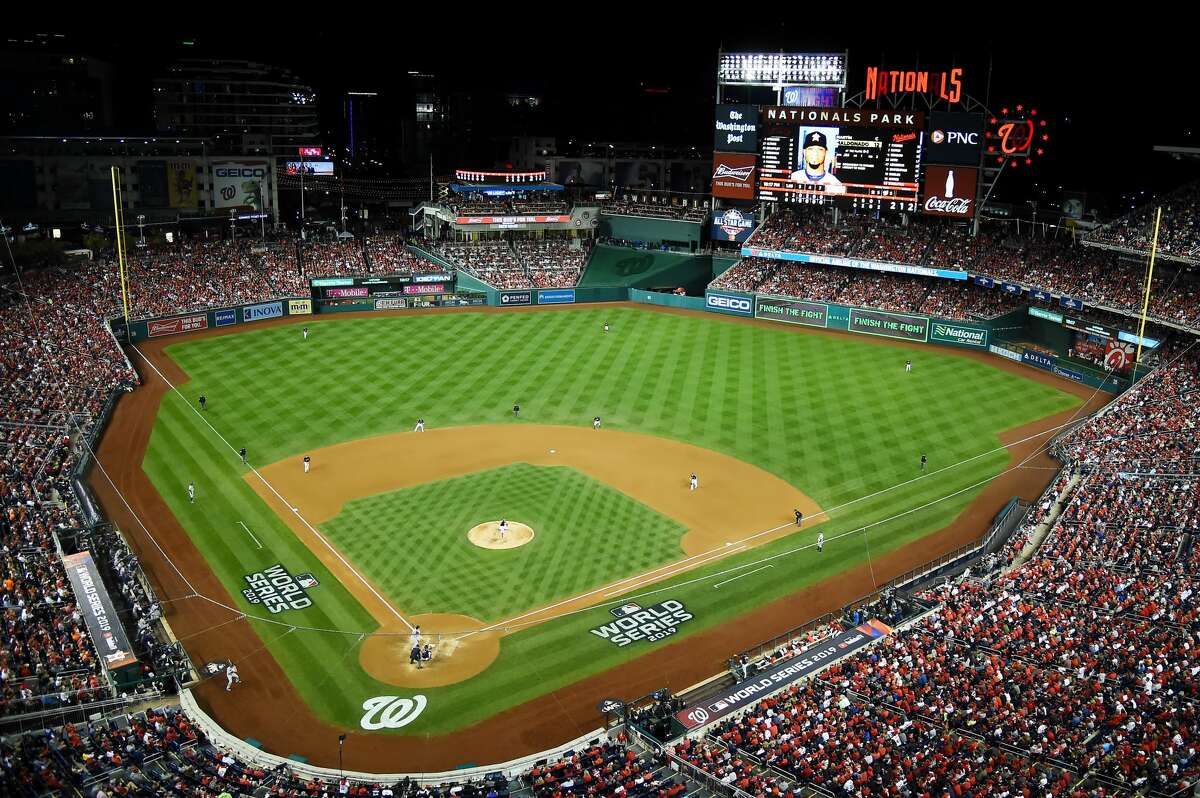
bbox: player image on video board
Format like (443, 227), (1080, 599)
(789, 127), (844, 194)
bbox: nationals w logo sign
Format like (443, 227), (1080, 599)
(360, 695), (427, 730)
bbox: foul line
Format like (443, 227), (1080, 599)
(238, 521), (263, 550)
(713, 565), (772, 589)
(131, 348), (415, 632)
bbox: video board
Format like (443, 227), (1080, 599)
(756, 107), (924, 212)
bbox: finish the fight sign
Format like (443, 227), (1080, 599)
(242, 563), (320, 614)
(589, 600), (694, 647)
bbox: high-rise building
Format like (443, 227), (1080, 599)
(153, 59), (319, 153)
(0, 47), (115, 134)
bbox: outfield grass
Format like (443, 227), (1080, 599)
(320, 464), (685, 621)
(143, 306), (1081, 735)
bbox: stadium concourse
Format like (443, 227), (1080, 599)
(1, 209), (1199, 795)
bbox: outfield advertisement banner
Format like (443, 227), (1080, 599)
(1053, 365), (1086, 382)
(62, 551), (139, 672)
(537, 289), (576, 305)
(312, 278), (355, 287)
(214, 308), (237, 327)
(674, 620), (892, 730)
(848, 308), (929, 342)
(755, 296), (829, 327)
(147, 314), (207, 337)
(403, 284), (444, 295)
(1061, 296), (1085, 311)
(740, 247), (967, 281)
(500, 291), (532, 306)
(929, 321), (988, 348)
(705, 291), (754, 316)
(413, 273), (453, 283)
(288, 299), (313, 315)
(990, 344), (1023, 362)
(243, 301), (283, 322)
(1022, 349), (1056, 371)
(374, 298), (408, 310)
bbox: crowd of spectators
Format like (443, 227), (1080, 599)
(445, 191), (569, 217)
(0, 709), (687, 798)
(431, 241), (531, 289)
(1086, 181), (1200, 263)
(364, 238), (430, 276)
(601, 195), (708, 223)
(740, 208), (1200, 331)
(515, 239), (589, 288)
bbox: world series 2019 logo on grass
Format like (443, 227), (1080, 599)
(589, 600), (694, 647)
(242, 564), (319, 614)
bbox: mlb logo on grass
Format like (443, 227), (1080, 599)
(611, 603), (642, 618)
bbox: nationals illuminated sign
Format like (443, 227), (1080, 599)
(922, 165), (977, 219)
(865, 67), (964, 104)
(711, 152), (757, 200)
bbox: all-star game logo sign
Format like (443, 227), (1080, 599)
(242, 563), (319, 614)
(589, 600), (694, 647)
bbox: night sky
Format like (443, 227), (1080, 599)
(17, 20), (1199, 214)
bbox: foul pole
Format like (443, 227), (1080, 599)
(1133, 207), (1162, 382)
(110, 167), (132, 338)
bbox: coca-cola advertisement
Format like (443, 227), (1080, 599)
(922, 165), (977, 219)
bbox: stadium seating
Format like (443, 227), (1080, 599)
(1086, 180), (1200, 263)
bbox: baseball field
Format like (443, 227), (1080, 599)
(95, 303), (1100, 764)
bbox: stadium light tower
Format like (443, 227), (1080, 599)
(230, 208), (238, 243)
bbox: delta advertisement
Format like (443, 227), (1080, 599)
(711, 209), (756, 243)
(711, 152), (757, 200)
(243, 301), (283, 322)
(741, 247), (967, 281)
(537, 289), (576, 304)
(705, 291), (754, 316)
(62, 552), (139, 672)
(674, 620), (892, 731)
(147, 314), (208, 337)
(1022, 349), (1057, 371)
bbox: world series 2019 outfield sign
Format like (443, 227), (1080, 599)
(673, 619), (892, 730)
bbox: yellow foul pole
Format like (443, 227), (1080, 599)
(110, 166), (131, 332)
(1134, 207), (1162, 378)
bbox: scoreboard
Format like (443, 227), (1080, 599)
(755, 107), (924, 212)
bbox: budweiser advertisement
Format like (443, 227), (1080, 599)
(711, 152), (757, 200)
(922, 165), (977, 218)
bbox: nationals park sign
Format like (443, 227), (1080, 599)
(674, 619), (892, 730)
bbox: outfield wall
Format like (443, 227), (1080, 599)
(119, 297), (315, 342)
(597, 215), (702, 248)
(579, 245), (710, 291)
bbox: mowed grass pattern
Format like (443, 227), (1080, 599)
(321, 464), (684, 621)
(142, 306), (1082, 734)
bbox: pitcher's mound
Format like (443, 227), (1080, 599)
(468, 521), (534, 550)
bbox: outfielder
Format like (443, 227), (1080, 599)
(414, 418), (425, 432)
(302, 327), (310, 341)
(513, 403), (521, 418)
(920, 453), (927, 472)
(816, 532), (825, 553)
(603, 321), (610, 334)
(905, 360), (912, 373)
(198, 394), (207, 411)
(593, 416), (601, 430)
(303, 455), (311, 474)
(187, 482), (195, 504)
(239, 447), (247, 465)
(689, 473), (698, 491)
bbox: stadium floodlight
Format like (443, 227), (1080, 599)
(718, 52), (847, 88)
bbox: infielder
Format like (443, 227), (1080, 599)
(187, 482), (195, 504)
(689, 473), (698, 491)
(225, 663), (240, 692)
(816, 532), (825, 553)
(414, 418), (425, 432)
(920, 453), (927, 472)
(794, 508), (803, 527)
(198, 394), (207, 411)
(513, 403), (521, 418)
(303, 455), (311, 474)
(905, 360), (913, 373)
(239, 447), (247, 465)
(593, 416), (602, 430)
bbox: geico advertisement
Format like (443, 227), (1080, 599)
(212, 162), (268, 209)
